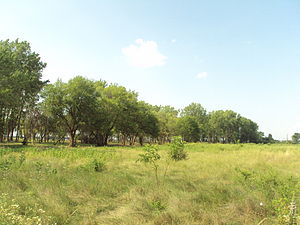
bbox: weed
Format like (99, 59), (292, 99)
(0, 156), (18, 171)
(93, 159), (106, 172)
(149, 200), (166, 212)
(235, 167), (253, 181)
(0, 159), (13, 171)
(35, 161), (44, 173)
(18, 152), (26, 166)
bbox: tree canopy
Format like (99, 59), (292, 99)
(0, 39), (47, 142)
(0, 39), (272, 146)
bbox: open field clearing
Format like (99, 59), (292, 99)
(2, 1), (300, 224)
(1, 143), (300, 225)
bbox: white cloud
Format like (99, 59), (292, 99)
(122, 39), (167, 68)
(171, 39), (176, 43)
(196, 72), (208, 79)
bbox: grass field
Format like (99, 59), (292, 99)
(1, 143), (300, 225)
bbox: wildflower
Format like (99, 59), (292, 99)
(38, 208), (45, 213)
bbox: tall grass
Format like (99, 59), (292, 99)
(1, 143), (300, 224)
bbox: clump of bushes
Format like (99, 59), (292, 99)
(169, 136), (187, 161)
(137, 136), (188, 185)
(92, 159), (106, 172)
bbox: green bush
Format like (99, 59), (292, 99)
(137, 144), (161, 185)
(93, 159), (106, 172)
(169, 136), (187, 161)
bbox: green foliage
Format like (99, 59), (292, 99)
(2, 143), (300, 224)
(0, 153), (26, 171)
(292, 133), (300, 144)
(272, 181), (300, 224)
(137, 144), (161, 164)
(169, 136), (187, 161)
(34, 161), (44, 173)
(0, 39), (47, 142)
(138, 138), (188, 186)
(239, 117), (259, 143)
(235, 166), (300, 224)
(181, 102), (208, 140)
(137, 144), (161, 185)
(92, 159), (106, 172)
(273, 197), (300, 225)
(176, 116), (200, 142)
(236, 167), (297, 199)
(42, 76), (98, 146)
(0, 39), (268, 146)
(149, 200), (166, 212)
(0, 83), (293, 223)
(153, 105), (178, 144)
(33, 161), (58, 175)
(208, 110), (241, 143)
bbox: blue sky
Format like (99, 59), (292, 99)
(1, 0), (300, 140)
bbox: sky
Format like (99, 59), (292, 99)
(1, 0), (300, 140)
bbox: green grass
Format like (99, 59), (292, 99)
(1, 143), (300, 224)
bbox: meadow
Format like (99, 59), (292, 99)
(1, 143), (300, 225)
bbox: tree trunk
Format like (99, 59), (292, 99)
(95, 131), (104, 146)
(6, 123), (10, 142)
(129, 135), (135, 146)
(69, 130), (76, 147)
(10, 129), (14, 141)
(15, 109), (22, 142)
(139, 136), (144, 146)
(104, 135), (108, 146)
(122, 135), (126, 145)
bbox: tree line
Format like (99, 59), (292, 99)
(0, 39), (274, 146)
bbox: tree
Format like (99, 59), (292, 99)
(0, 39), (265, 146)
(79, 80), (110, 146)
(109, 85), (140, 145)
(258, 133), (275, 144)
(0, 39), (47, 142)
(154, 106), (178, 144)
(239, 117), (259, 143)
(134, 102), (159, 146)
(42, 76), (97, 147)
(292, 133), (300, 144)
(33, 104), (67, 143)
(181, 103), (207, 141)
(176, 116), (200, 142)
(266, 134), (275, 143)
(208, 110), (240, 143)
(137, 145), (161, 185)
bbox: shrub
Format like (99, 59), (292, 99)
(149, 200), (166, 212)
(93, 159), (106, 172)
(169, 136), (187, 161)
(137, 144), (161, 185)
